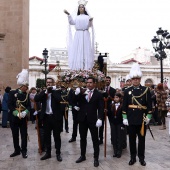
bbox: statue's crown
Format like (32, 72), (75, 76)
(78, 0), (88, 6)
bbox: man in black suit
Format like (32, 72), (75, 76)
(60, 85), (69, 133)
(74, 77), (104, 167)
(99, 76), (116, 144)
(34, 78), (63, 162)
(68, 87), (80, 142)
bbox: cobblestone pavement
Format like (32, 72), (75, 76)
(0, 113), (170, 170)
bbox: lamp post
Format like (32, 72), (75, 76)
(42, 48), (49, 83)
(151, 27), (170, 83)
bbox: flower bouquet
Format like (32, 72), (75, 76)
(60, 69), (106, 89)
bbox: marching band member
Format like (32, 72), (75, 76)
(34, 78), (63, 162)
(122, 63), (152, 166)
(8, 69), (30, 158)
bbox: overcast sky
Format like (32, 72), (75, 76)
(29, 0), (170, 63)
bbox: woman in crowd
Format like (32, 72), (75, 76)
(156, 83), (168, 130)
(2, 86), (11, 128)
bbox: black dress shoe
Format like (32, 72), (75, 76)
(69, 138), (76, 143)
(40, 153), (51, 160)
(117, 154), (121, 158)
(139, 160), (146, 166)
(22, 152), (28, 158)
(113, 154), (117, 157)
(129, 158), (136, 165)
(116, 151), (121, 158)
(94, 158), (99, 167)
(99, 140), (103, 145)
(56, 154), (62, 162)
(10, 151), (20, 157)
(76, 156), (86, 163)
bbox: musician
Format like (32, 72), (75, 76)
(8, 69), (31, 158)
(68, 86), (80, 142)
(121, 74), (132, 149)
(122, 63), (152, 166)
(34, 78), (63, 162)
(74, 77), (104, 167)
(60, 84), (69, 133)
(99, 76), (116, 144)
(122, 74), (132, 93)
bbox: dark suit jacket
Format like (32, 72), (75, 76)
(8, 89), (31, 122)
(122, 85), (152, 125)
(75, 89), (104, 123)
(34, 89), (62, 120)
(103, 86), (116, 116)
(110, 103), (123, 125)
(68, 88), (79, 107)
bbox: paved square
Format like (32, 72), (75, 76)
(0, 113), (170, 170)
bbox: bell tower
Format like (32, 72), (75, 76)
(0, 0), (29, 89)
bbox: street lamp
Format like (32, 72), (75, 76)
(151, 27), (170, 83)
(41, 48), (49, 83)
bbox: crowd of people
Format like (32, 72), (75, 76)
(0, 0), (170, 168)
(0, 63), (169, 168)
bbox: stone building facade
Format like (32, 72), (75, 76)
(0, 0), (29, 90)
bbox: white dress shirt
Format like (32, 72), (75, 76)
(46, 93), (53, 114)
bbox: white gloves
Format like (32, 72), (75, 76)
(123, 119), (129, 126)
(21, 111), (27, 118)
(167, 112), (170, 118)
(45, 86), (56, 94)
(96, 119), (102, 127)
(75, 87), (80, 95)
(84, 89), (89, 95)
(143, 116), (150, 125)
(74, 106), (80, 111)
(33, 111), (38, 116)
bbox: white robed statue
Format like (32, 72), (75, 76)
(64, 0), (95, 70)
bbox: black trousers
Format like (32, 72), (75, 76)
(110, 123), (122, 154)
(61, 110), (68, 131)
(79, 118), (99, 158)
(10, 118), (27, 153)
(43, 114), (62, 155)
(30, 108), (35, 122)
(128, 125), (146, 161)
(71, 109), (79, 139)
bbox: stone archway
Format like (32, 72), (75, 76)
(145, 78), (153, 87)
